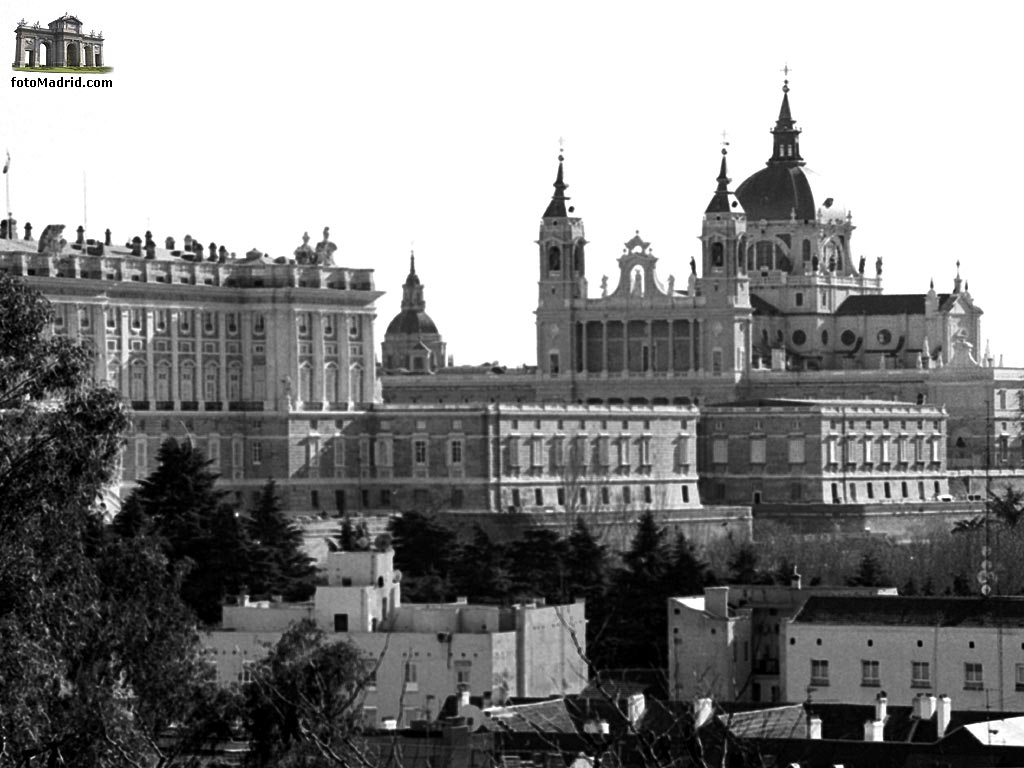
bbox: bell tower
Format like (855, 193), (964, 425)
(700, 147), (749, 308)
(536, 152), (586, 378)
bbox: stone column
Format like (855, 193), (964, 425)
(219, 311), (228, 404)
(601, 321), (608, 375)
(119, 308), (130, 399)
(145, 309), (155, 406)
(170, 310), (179, 404)
(579, 321), (587, 375)
(240, 311), (253, 401)
(312, 312), (325, 409)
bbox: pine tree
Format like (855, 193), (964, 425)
(727, 542), (764, 584)
(451, 525), (511, 602)
(668, 530), (710, 596)
(508, 528), (567, 602)
(847, 551), (889, 587)
(564, 515), (610, 604)
(116, 437), (249, 624)
(246, 480), (317, 601)
(601, 511), (674, 669)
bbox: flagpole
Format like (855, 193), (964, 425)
(83, 170), (87, 239)
(4, 150), (10, 238)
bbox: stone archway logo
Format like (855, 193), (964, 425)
(12, 15), (110, 72)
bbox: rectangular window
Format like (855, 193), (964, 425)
(449, 439), (463, 466)
(597, 436), (610, 467)
(861, 660), (880, 687)
(600, 486), (610, 505)
(682, 485), (690, 503)
(574, 435), (589, 469)
(455, 660), (471, 687)
(551, 437), (564, 468)
(788, 437), (805, 464)
(881, 438), (891, 464)
(1015, 663), (1024, 691)
(712, 437), (728, 464)
(208, 436), (220, 469)
(810, 659), (829, 686)
(405, 662), (418, 691)
(414, 439), (428, 466)
(203, 312), (216, 334)
(965, 662), (984, 691)
(375, 438), (393, 468)
(911, 661), (931, 688)
(134, 438), (147, 480)
(511, 488), (521, 507)
(232, 437), (243, 469)
(508, 436), (521, 468)
(643, 485), (653, 503)
(556, 487), (565, 506)
(253, 314), (265, 335)
(78, 307), (91, 330)
(530, 436), (544, 468)
(622, 485), (631, 504)
(333, 438), (345, 468)
(333, 613), (349, 632)
(534, 488), (543, 506)
(750, 437), (767, 464)
(106, 309), (117, 330)
(381, 489), (392, 507)
(639, 437), (652, 468)
(251, 440), (263, 466)
(618, 437), (630, 467)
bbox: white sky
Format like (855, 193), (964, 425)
(3, 1), (1023, 368)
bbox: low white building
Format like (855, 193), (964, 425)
(784, 595), (1024, 711)
(204, 549), (588, 726)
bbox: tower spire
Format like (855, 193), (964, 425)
(769, 72), (804, 166)
(542, 151), (570, 219)
(705, 146), (743, 215)
(401, 249), (425, 311)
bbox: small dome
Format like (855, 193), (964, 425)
(385, 309), (438, 337)
(736, 163), (816, 221)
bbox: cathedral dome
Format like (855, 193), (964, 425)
(386, 309), (438, 337)
(735, 163), (816, 222)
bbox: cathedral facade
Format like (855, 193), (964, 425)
(381, 79), (1019, 475)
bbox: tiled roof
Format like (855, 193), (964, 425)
(750, 294), (781, 316)
(835, 294), (951, 316)
(793, 595), (1024, 627)
(719, 705), (808, 740)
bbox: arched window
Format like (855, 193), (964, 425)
(130, 361), (146, 401)
(350, 364), (365, 404)
(155, 363), (171, 401)
(325, 363), (339, 403)
(547, 245), (561, 273)
(179, 363), (195, 401)
(573, 242), (585, 273)
(711, 242), (724, 268)
(227, 363), (242, 401)
(755, 241), (773, 270)
(203, 363), (219, 401)
(802, 240), (811, 263)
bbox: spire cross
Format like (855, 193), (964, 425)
(781, 63), (791, 92)
(781, 63), (791, 78)
(720, 129), (730, 147)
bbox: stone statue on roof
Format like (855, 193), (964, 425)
(314, 226), (337, 266)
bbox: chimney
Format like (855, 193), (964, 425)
(458, 689), (470, 711)
(808, 716), (822, 739)
(790, 564), (802, 590)
(626, 693), (646, 726)
(693, 697), (713, 728)
(921, 694), (937, 720)
(704, 586), (729, 618)
(875, 692), (888, 722)
(863, 719), (884, 742)
(937, 695), (951, 737)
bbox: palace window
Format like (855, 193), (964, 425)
(861, 660), (880, 687)
(810, 659), (829, 686)
(911, 661), (931, 688)
(964, 662), (984, 691)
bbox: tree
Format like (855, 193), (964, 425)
(0, 275), (225, 765)
(668, 530), (711, 596)
(115, 437), (249, 624)
(243, 619), (369, 767)
(451, 524), (511, 601)
(847, 551), (889, 587)
(508, 527), (567, 602)
(726, 542), (765, 584)
(564, 515), (611, 604)
(247, 480), (318, 601)
(600, 511), (675, 669)
(389, 510), (459, 601)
